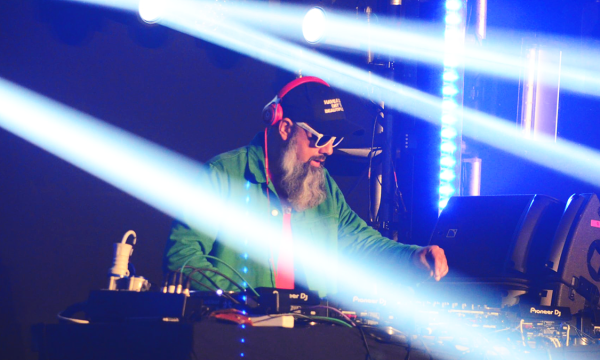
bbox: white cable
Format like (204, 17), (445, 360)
(57, 312), (89, 324)
(121, 230), (137, 245)
(566, 324), (570, 346)
(519, 319), (526, 347)
(109, 230), (136, 277)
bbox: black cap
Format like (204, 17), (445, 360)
(279, 82), (362, 138)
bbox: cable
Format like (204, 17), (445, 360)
(304, 305), (356, 326)
(187, 276), (241, 305)
(309, 315), (354, 328)
(519, 319), (526, 347)
(368, 111), (380, 224)
(188, 277), (216, 292)
(179, 254), (260, 297)
(357, 324), (374, 360)
(253, 313), (354, 328)
(57, 312), (89, 324)
(57, 302), (89, 324)
(404, 336), (412, 360)
(184, 266), (246, 293)
(187, 268), (222, 292)
(185, 269), (241, 305)
(416, 336), (433, 360)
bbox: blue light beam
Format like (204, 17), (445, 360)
(64, 0), (600, 209)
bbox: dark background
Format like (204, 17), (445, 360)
(2, 0), (600, 359)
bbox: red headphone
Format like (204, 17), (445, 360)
(262, 76), (329, 126)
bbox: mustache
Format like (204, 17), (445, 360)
(308, 155), (327, 164)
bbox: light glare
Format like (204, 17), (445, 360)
(440, 170), (456, 181)
(441, 127), (457, 139)
(138, 0), (163, 24)
(443, 70), (459, 82)
(302, 7), (326, 44)
(445, 13), (461, 25)
(441, 141), (457, 153)
(440, 156), (456, 167)
(446, 0), (461, 10)
(442, 85), (458, 96)
(439, 185), (455, 196)
(441, 114), (457, 124)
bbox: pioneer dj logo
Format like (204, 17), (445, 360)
(530, 307), (562, 317)
(289, 293), (309, 301)
(352, 296), (386, 305)
(352, 296), (378, 304)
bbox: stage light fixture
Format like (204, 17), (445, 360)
(138, 0), (163, 24)
(302, 7), (326, 44)
(439, 0), (466, 211)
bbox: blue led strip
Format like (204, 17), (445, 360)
(240, 181), (251, 357)
(439, 0), (467, 211)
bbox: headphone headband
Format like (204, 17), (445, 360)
(262, 76), (330, 126)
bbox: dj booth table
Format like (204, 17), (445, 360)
(33, 319), (600, 360)
(34, 319), (437, 360)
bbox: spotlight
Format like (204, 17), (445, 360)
(138, 0), (163, 24)
(302, 7), (326, 44)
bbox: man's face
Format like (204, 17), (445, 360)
(278, 124), (332, 212)
(291, 124), (334, 167)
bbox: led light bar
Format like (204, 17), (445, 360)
(439, 0), (467, 211)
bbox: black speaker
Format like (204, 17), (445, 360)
(429, 195), (565, 280)
(541, 193), (600, 315)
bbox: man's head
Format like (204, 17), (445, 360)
(264, 77), (361, 210)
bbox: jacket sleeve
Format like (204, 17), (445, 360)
(335, 183), (421, 273)
(162, 163), (234, 291)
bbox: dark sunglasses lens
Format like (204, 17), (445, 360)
(316, 135), (334, 147)
(332, 137), (344, 147)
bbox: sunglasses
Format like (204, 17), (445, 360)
(296, 122), (344, 148)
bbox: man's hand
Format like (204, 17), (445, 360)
(412, 245), (448, 281)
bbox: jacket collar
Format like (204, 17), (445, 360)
(245, 132), (269, 184)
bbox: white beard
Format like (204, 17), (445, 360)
(280, 130), (327, 212)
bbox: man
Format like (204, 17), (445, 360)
(164, 77), (448, 297)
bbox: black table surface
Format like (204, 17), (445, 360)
(33, 318), (440, 360)
(33, 319), (600, 360)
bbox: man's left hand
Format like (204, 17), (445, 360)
(412, 245), (448, 281)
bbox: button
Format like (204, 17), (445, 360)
(271, 210), (279, 216)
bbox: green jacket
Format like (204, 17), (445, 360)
(163, 134), (421, 297)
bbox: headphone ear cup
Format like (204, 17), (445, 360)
(262, 103), (277, 125)
(262, 103), (283, 126)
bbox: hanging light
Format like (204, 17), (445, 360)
(302, 7), (327, 44)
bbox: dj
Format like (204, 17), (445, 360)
(164, 76), (448, 296)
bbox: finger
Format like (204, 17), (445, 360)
(434, 249), (447, 281)
(418, 248), (433, 271)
